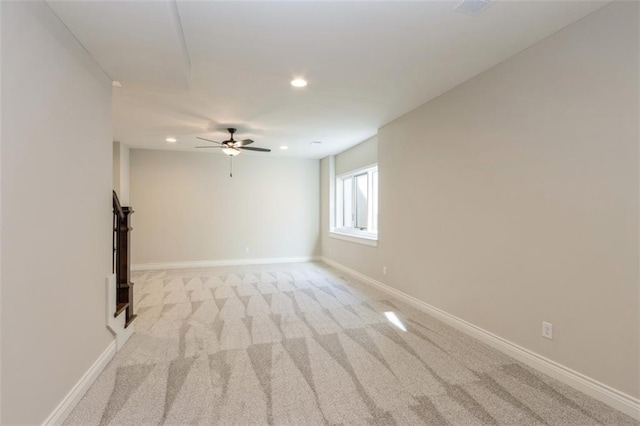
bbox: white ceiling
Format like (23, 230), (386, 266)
(48, 0), (609, 159)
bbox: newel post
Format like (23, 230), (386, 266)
(117, 206), (135, 322)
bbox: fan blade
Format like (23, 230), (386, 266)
(239, 146), (271, 152)
(196, 137), (223, 144)
(237, 139), (254, 146)
(195, 146), (223, 148)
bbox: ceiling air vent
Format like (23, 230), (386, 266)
(455, 0), (494, 15)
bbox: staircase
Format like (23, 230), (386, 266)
(109, 191), (136, 349)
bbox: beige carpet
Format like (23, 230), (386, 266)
(65, 262), (637, 425)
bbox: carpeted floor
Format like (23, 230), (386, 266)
(65, 262), (637, 425)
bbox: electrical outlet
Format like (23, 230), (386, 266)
(542, 321), (553, 340)
(383, 266), (387, 275)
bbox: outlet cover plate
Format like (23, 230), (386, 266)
(542, 321), (553, 340)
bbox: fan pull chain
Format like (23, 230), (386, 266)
(230, 156), (233, 177)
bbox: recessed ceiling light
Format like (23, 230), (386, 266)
(112, 81), (122, 88)
(280, 146), (289, 150)
(166, 137), (177, 143)
(290, 78), (307, 88)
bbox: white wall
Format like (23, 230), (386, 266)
(321, 136), (382, 278)
(0, 3), (4, 422)
(130, 149), (320, 266)
(120, 143), (130, 204)
(1, 2), (114, 423)
(113, 141), (130, 205)
(322, 1), (639, 399)
(335, 135), (377, 176)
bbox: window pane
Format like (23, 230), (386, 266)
(355, 173), (368, 229)
(343, 177), (353, 227)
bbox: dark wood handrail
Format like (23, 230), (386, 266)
(112, 191), (136, 328)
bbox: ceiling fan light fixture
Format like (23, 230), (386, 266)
(165, 137), (177, 143)
(290, 78), (307, 88)
(222, 147), (241, 156)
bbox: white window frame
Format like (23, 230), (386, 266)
(330, 163), (378, 246)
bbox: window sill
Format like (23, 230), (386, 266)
(329, 230), (378, 247)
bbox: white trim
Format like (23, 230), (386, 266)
(320, 256), (640, 420)
(132, 256), (319, 271)
(42, 340), (117, 426)
(335, 162), (378, 179)
(329, 231), (378, 247)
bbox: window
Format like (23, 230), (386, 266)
(335, 165), (378, 239)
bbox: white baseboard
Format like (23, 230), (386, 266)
(132, 256), (320, 271)
(42, 340), (117, 425)
(320, 256), (640, 420)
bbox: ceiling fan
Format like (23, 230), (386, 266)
(196, 128), (271, 177)
(196, 128), (271, 156)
